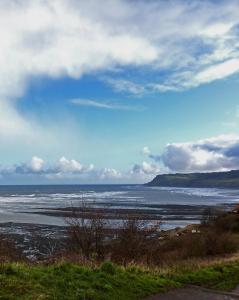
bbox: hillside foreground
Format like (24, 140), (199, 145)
(2, 259), (239, 299)
(2, 206), (239, 299)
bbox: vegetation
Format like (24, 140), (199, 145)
(2, 260), (239, 299)
(64, 207), (239, 266)
(2, 207), (239, 298)
(147, 169), (239, 188)
(0, 234), (24, 262)
(0, 262), (178, 300)
(173, 262), (239, 291)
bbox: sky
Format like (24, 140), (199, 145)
(1, 0), (239, 184)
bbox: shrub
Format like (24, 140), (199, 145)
(66, 203), (108, 260)
(110, 217), (161, 265)
(214, 213), (239, 233)
(100, 261), (116, 275)
(0, 235), (24, 262)
(159, 230), (238, 262)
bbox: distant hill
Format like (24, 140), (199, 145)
(146, 170), (239, 188)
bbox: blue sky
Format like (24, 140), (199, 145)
(1, 0), (239, 183)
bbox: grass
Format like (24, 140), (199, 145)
(0, 262), (178, 300)
(172, 262), (239, 291)
(2, 260), (239, 299)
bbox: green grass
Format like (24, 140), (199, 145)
(0, 262), (178, 300)
(1, 261), (239, 299)
(173, 262), (239, 291)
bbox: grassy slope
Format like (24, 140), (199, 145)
(2, 261), (239, 299)
(0, 262), (178, 300)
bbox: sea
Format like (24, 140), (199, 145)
(1, 184), (239, 229)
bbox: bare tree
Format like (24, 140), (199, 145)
(201, 206), (223, 227)
(111, 216), (161, 265)
(66, 202), (108, 260)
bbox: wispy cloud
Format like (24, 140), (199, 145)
(103, 78), (146, 96)
(70, 98), (145, 111)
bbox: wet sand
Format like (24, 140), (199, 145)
(0, 222), (68, 260)
(23, 203), (224, 222)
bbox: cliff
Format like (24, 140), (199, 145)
(146, 170), (239, 188)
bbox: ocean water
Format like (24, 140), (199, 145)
(0, 184), (239, 229)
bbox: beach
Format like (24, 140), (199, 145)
(0, 184), (239, 259)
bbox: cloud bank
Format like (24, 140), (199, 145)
(0, 155), (159, 183)
(0, 155), (128, 183)
(144, 134), (239, 173)
(3, 134), (239, 184)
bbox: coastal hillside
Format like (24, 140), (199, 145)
(146, 170), (239, 188)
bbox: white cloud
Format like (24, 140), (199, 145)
(0, 155), (159, 183)
(101, 1), (239, 93)
(141, 146), (151, 156)
(5, 133), (239, 183)
(0, 156), (127, 182)
(104, 78), (146, 95)
(99, 168), (122, 179)
(6, 133), (239, 182)
(13, 156), (45, 175)
(1, 0), (238, 111)
(1, 0), (239, 169)
(29, 156), (45, 173)
(130, 161), (160, 176)
(148, 134), (239, 173)
(47, 157), (95, 175)
(187, 59), (239, 88)
(56, 157), (84, 173)
(11, 156), (93, 176)
(70, 98), (144, 111)
(0, 0), (238, 138)
(0, 0), (157, 97)
(0, 101), (32, 139)
(0, 0), (158, 142)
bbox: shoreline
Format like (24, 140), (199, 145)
(0, 217), (200, 261)
(22, 203), (224, 219)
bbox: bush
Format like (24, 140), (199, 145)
(214, 213), (239, 233)
(64, 205), (239, 267)
(0, 235), (24, 262)
(159, 230), (238, 262)
(110, 218), (161, 265)
(66, 204), (108, 260)
(100, 261), (116, 275)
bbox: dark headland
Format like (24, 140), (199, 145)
(146, 169), (239, 188)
